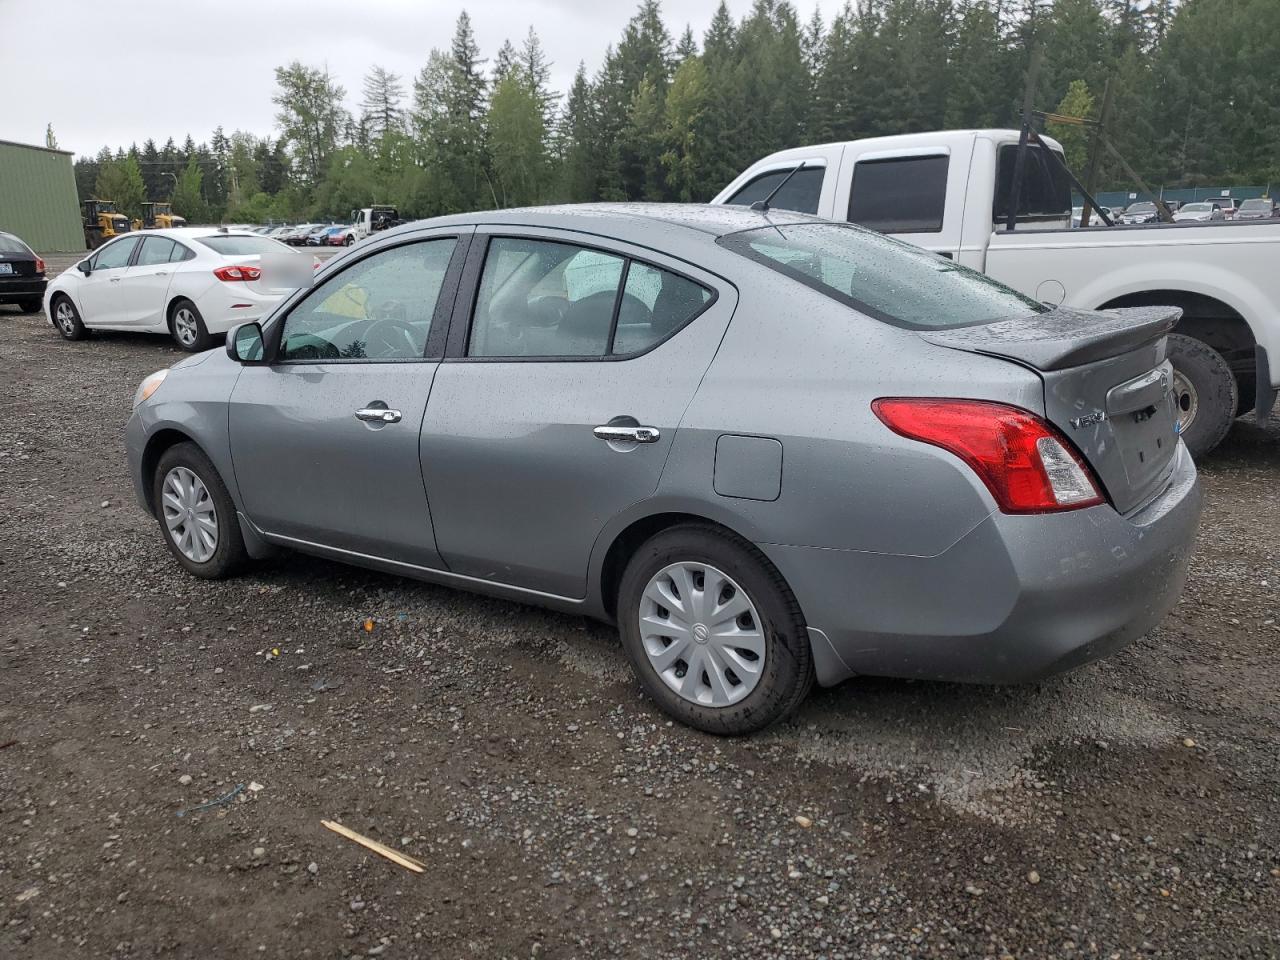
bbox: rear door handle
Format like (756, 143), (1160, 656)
(355, 407), (402, 423)
(593, 424), (660, 443)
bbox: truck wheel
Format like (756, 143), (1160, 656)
(1166, 333), (1237, 457)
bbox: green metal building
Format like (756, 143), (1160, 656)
(0, 139), (84, 252)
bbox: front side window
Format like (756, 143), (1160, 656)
(849, 155), (949, 233)
(279, 238), (457, 361)
(468, 238), (712, 358)
(719, 222), (1045, 330)
(92, 236), (140, 270)
(136, 237), (176, 266)
(724, 167), (824, 215)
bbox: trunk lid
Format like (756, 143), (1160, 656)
(0, 254), (37, 277)
(921, 306), (1182, 514)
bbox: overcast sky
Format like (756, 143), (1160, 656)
(1, 0), (815, 157)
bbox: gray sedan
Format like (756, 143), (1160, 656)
(125, 205), (1202, 734)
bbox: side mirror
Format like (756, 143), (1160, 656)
(226, 322), (266, 363)
(78, 260), (92, 276)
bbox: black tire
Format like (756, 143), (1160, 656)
(169, 298), (211, 352)
(344, 235), (354, 246)
(18, 297), (43, 314)
(152, 442), (246, 579)
(1166, 333), (1237, 457)
(51, 295), (87, 340)
(617, 524), (814, 735)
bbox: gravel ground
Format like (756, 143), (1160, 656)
(2, 274), (1278, 959)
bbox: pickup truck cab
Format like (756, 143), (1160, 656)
(713, 129), (1279, 455)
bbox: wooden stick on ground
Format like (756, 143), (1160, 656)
(321, 819), (425, 874)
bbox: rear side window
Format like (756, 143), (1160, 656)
(848, 155), (949, 233)
(993, 144), (1071, 223)
(719, 222), (1045, 330)
(468, 237), (712, 358)
(136, 237), (176, 266)
(724, 167), (824, 215)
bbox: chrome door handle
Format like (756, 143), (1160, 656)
(355, 407), (402, 423)
(109, 277), (121, 283)
(593, 424), (660, 443)
(153, 271), (168, 276)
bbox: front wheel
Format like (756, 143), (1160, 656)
(51, 296), (87, 340)
(1166, 333), (1237, 457)
(344, 235), (354, 246)
(152, 442), (246, 579)
(170, 298), (211, 352)
(617, 525), (814, 735)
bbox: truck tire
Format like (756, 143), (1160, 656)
(1166, 333), (1237, 457)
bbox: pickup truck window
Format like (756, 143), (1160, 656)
(992, 144), (1071, 224)
(723, 167), (824, 215)
(848, 155), (948, 233)
(719, 222), (1045, 330)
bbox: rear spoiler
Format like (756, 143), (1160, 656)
(920, 306), (1181, 372)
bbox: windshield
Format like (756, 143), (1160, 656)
(1127, 203), (1155, 214)
(196, 235), (289, 256)
(1241, 199), (1270, 211)
(1182, 203), (1211, 212)
(719, 222), (1045, 330)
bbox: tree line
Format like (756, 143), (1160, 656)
(74, 0), (1280, 226)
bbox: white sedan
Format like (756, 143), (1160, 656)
(43, 228), (313, 351)
(1172, 202), (1226, 223)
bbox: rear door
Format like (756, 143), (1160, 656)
(122, 236), (179, 325)
(228, 229), (471, 567)
(835, 141), (971, 262)
(77, 235), (141, 325)
(420, 229), (735, 598)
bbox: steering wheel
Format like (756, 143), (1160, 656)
(363, 317), (421, 358)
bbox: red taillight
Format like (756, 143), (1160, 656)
(213, 264), (262, 282)
(35, 256), (46, 275)
(871, 398), (1104, 514)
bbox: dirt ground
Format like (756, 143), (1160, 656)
(2, 279), (1278, 959)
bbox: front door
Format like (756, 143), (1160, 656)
(228, 231), (470, 566)
(421, 230), (735, 598)
(78, 235), (140, 325)
(123, 235), (179, 326)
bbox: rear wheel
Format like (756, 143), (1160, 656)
(617, 524), (813, 735)
(52, 296), (87, 340)
(18, 297), (42, 314)
(170, 298), (211, 352)
(1166, 333), (1237, 457)
(152, 442), (246, 579)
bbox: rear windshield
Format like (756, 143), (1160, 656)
(718, 222), (1045, 330)
(1128, 203), (1156, 214)
(195, 235), (287, 256)
(1241, 199), (1270, 210)
(0, 235), (32, 255)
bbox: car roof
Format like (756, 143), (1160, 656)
(126, 227), (269, 241)
(385, 202), (823, 246)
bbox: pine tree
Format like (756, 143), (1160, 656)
(361, 66), (405, 140)
(557, 64), (602, 201)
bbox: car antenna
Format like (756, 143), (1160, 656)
(750, 161), (805, 212)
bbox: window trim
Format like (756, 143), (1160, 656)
(447, 232), (719, 364)
(723, 164), (827, 216)
(848, 154), (950, 235)
(89, 234), (142, 271)
(264, 232), (471, 365)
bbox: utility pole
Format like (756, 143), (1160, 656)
(1079, 78), (1113, 228)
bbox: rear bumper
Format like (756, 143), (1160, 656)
(0, 277), (47, 302)
(763, 442), (1203, 687)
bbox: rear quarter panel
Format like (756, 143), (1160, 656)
(654, 262), (1045, 558)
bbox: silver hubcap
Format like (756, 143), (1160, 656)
(56, 302), (75, 335)
(162, 466), (218, 563)
(1172, 368), (1198, 434)
(638, 562), (766, 707)
(174, 308), (198, 346)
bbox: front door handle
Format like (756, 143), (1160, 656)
(593, 424), (660, 443)
(355, 407), (402, 424)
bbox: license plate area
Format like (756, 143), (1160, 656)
(0, 263), (13, 275)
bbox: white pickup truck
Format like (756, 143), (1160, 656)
(713, 129), (1279, 455)
(350, 205), (404, 242)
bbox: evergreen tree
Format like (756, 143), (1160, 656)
(488, 74), (547, 206)
(557, 64), (602, 201)
(171, 157), (210, 223)
(1047, 79), (1094, 170)
(361, 66), (405, 140)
